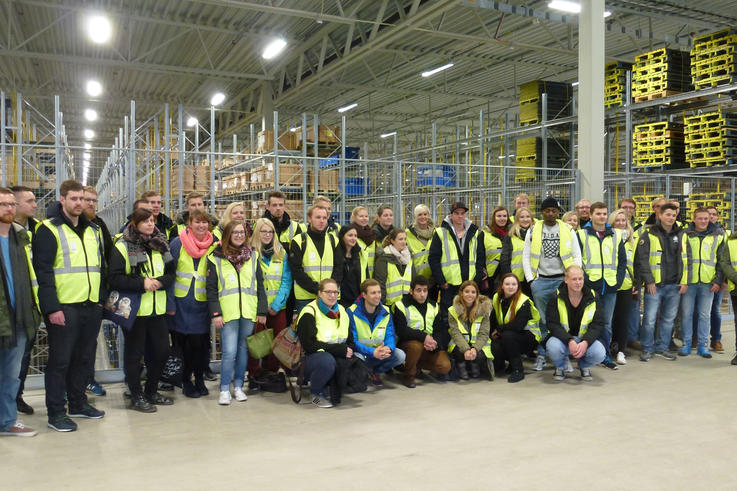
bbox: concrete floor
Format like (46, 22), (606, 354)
(4, 327), (737, 490)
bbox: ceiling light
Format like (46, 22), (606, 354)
(83, 143), (91, 150)
(380, 131), (397, 138)
(86, 15), (112, 44)
(186, 116), (198, 127)
(289, 127), (298, 132)
(338, 103), (358, 113)
(548, 1), (611, 16)
(210, 92), (225, 106)
(84, 109), (98, 121)
(86, 80), (102, 97)
(421, 63), (454, 78)
(571, 81), (579, 86)
(262, 38), (287, 60)
(83, 152), (91, 160)
(84, 129), (95, 139)
(604, 10), (612, 17)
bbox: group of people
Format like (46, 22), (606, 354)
(1, 181), (736, 436)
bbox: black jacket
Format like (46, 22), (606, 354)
(288, 228), (336, 296)
(296, 304), (354, 358)
(91, 215), (114, 261)
(204, 245), (268, 319)
(33, 203), (106, 315)
(634, 220), (685, 287)
(428, 218), (485, 286)
(332, 242), (365, 307)
(489, 295), (533, 334)
(392, 293), (442, 343)
(107, 241), (176, 297)
(546, 283), (603, 346)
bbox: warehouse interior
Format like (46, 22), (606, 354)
(3, 0), (737, 487)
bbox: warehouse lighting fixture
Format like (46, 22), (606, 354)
(547, 1), (611, 17)
(84, 108), (98, 121)
(338, 102), (358, 113)
(380, 131), (397, 138)
(289, 127), (298, 132)
(262, 38), (287, 60)
(421, 63), (454, 78)
(186, 116), (198, 127)
(571, 81), (579, 86)
(86, 14), (112, 44)
(86, 79), (103, 97)
(83, 152), (91, 160)
(84, 129), (95, 139)
(498, 154), (515, 159)
(83, 143), (91, 150)
(210, 92), (225, 106)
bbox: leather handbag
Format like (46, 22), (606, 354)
(246, 325), (273, 359)
(272, 326), (305, 403)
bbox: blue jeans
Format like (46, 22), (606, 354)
(641, 284), (681, 353)
(304, 352), (336, 396)
(628, 291), (641, 342)
(0, 329), (26, 431)
(598, 291), (617, 356)
(680, 283), (713, 346)
(711, 289), (723, 341)
(530, 277), (564, 356)
(219, 318), (255, 391)
(294, 299), (313, 317)
(545, 335), (605, 369)
(357, 348), (406, 374)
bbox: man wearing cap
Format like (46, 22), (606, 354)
(428, 202), (485, 350)
(523, 196), (582, 371)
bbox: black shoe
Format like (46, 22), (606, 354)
(145, 392), (174, 405)
(68, 402), (105, 419)
(194, 379), (209, 396)
(457, 363), (470, 380)
(131, 395), (157, 413)
(158, 381), (174, 391)
(732, 353), (737, 366)
(16, 397), (33, 415)
(203, 368), (217, 382)
(47, 414), (77, 432)
(470, 362), (481, 379)
(182, 381), (200, 398)
(508, 369), (525, 383)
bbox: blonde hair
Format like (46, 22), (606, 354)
(351, 206), (369, 223)
(412, 204), (434, 229)
(608, 209), (634, 246)
(561, 211), (579, 230)
(221, 201), (245, 229)
(509, 207), (532, 238)
(251, 218), (284, 260)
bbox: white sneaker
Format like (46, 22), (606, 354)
(616, 351), (627, 365)
(218, 390), (232, 405)
(233, 387), (248, 402)
(533, 355), (546, 371)
(564, 358), (574, 373)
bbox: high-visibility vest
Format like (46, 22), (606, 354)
(619, 239), (635, 291)
(41, 220), (102, 304)
(726, 237), (737, 292)
(349, 303), (391, 347)
(356, 237), (375, 277)
(208, 252), (259, 323)
(260, 251), (286, 306)
(491, 292), (542, 342)
(297, 300), (350, 346)
(556, 290), (597, 336)
(279, 221), (306, 249)
(509, 234), (526, 281)
(292, 232), (336, 300)
(447, 306), (492, 358)
(212, 227), (222, 241)
(393, 299), (437, 336)
(644, 230), (687, 285)
(528, 220), (575, 280)
(21, 229), (39, 309)
(577, 228), (622, 287)
(384, 259), (412, 306)
(174, 242), (216, 301)
(483, 232), (503, 278)
(684, 232), (722, 284)
(405, 228), (432, 279)
(114, 241), (166, 316)
(434, 226), (479, 285)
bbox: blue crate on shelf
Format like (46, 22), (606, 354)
(342, 177), (369, 196)
(345, 146), (360, 160)
(319, 158), (339, 168)
(417, 165), (456, 187)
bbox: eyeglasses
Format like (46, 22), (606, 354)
(260, 230), (274, 235)
(84, 198), (98, 203)
(0, 202), (17, 208)
(231, 231), (246, 236)
(321, 290), (339, 296)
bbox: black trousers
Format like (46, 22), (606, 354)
(491, 330), (537, 372)
(173, 332), (209, 382)
(451, 348), (490, 376)
(16, 329), (36, 400)
(612, 290), (633, 354)
(44, 303), (102, 416)
(123, 315), (169, 397)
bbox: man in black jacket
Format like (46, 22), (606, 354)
(141, 190), (174, 241)
(263, 190), (305, 251)
(545, 265), (606, 381)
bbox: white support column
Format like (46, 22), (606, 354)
(577, 0), (605, 200)
(261, 81), (273, 131)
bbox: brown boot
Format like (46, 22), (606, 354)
(712, 340), (724, 352)
(402, 375), (416, 388)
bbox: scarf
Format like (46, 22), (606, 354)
(261, 243), (274, 259)
(373, 224), (394, 243)
(384, 244), (411, 265)
(225, 246), (252, 273)
(123, 225), (173, 270)
(318, 297), (340, 319)
(411, 224), (434, 241)
(352, 223), (376, 244)
(180, 228), (213, 259)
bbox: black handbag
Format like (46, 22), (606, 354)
(160, 345), (184, 387)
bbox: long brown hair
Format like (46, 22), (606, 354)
(495, 273), (522, 323)
(221, 221), (248, 257)
(456, 280), (480, 322)
(381, 228), (406, 248)
(488, 206), (510, 235)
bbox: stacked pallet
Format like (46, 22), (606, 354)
(685, 111), (737, 167)
(632, 48), (692, 102)
(686, 192), (732, 225)
(220, 171), (250, 195)
(632, 194), (662, 223)
(691, 29), (737, 90)
(170, 163), (210, 193)
(518, 80), (572, 126)
(632, 121), (687, 170)
(605, 62), (632, 108)
(256, 130), (298, 153)
(514, 137), (569, 182)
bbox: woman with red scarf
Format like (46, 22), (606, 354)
(168, 210), (216, 398)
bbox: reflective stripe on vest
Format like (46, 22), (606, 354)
(685, 233), (721, 284)
(292, 232), (335, 300)
(578, 228), (620, 286)
(260, 253), (286, 305)
(727, 238), (737, 292)
(279, 221), (304, 248)
(645, 230), (686, 284)
(357, 238), (376, 277)
(491, 292), (542, 342)
(43, 220), (102, 304)
(436, 227), (478, 285)
(114, 241), (166, 316)
(405, 228), (432, 279)
(384, 261), (412, 305)
(211, 253), (259, 323)
(23, 238), (39, 310)
(349, 303), (391, 347)
(174, 243), (215, 301)
(619, 240), (635, 291)
(529, 220), (574, 280)
(510, 235), (525, 281)
(297, 300), (349, 345)
(447, 306), (492, 359)
(557, 291), (596, 336)
(484, 233), (503, 277)
(393, 300), (437, 336)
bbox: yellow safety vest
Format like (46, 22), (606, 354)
(41, 220), (102, 304)
(577, 228), (622, 287)
(483, 232), (503, 278)
(349, 303), (391, 348)
(684, 232), (722, 284)
(619, 239), (635, 291)
(447, 306), (492, 358)
(114, 241), (167, 316)
(212, 227), (222, 241)
(556, 290), (597, 336)
(20, 227), (39, 310)
(509, 234), (526, 281)
(644, 230), (688, 285)
(208, 252), (259, 323)
(279, 221), (306, 249)
(405, 228), (432, 279)
(174, 242), (216, 301)
(356, 237), (375, 278)
(393, 299), (438, 336)
(726, 237), (737, 292)
(434, 226), (479, 285)
(491, 292), (542, 342)
(292, 232), (336, 300)
(297, 300), (350, 346)
(528, 220), (575, 280)
(384, 260), (412, 306)
(260, 251), (286, 306)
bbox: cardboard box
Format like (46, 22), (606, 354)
(295, 125), (341, 147)
(262, 163), (307, 188)
(257, 130), (298, 153)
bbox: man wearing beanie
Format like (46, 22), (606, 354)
(523, 197), (582, 371)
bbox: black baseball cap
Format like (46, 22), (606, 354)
(450, 202), (468, 213)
